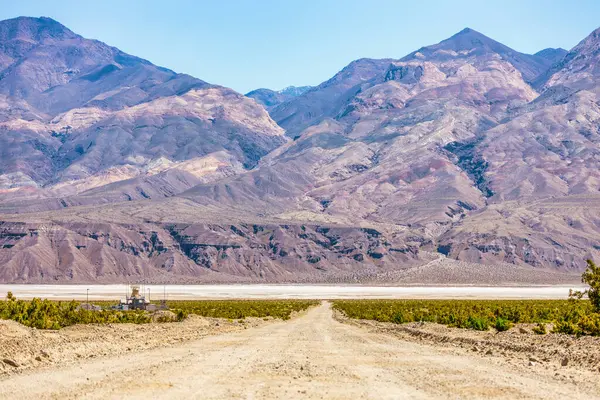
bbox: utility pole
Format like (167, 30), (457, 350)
(86, 288), (89, 305)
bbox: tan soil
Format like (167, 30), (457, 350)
(0, 314), (269, 376)
(336, 313), (600, 387)
(1, 302), (599, 399)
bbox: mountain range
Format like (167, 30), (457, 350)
(0, 16), (598, 284)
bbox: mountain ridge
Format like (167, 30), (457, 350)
(0, 16), (286, 192)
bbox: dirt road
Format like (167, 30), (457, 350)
(1, 303), (597, 399)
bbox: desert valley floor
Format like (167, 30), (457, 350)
(0, 284), (586, 300)
(1, 302), (599, 400)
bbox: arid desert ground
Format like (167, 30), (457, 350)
(1, 300), (599, 400)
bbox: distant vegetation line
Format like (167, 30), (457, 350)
(0, 294), (319, 329)
(332, 299), (600, 336)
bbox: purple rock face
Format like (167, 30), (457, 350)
(0, 19), (599, 283)
(0, 17), (286, 189)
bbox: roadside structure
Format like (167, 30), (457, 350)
(114, 285), (157, 311)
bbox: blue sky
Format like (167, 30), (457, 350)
(1, 0), (599, 93)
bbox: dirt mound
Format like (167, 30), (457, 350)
(0, 315), (270, 376)
(181, 314), (211, 326)
(0, 320), (31, 339)
(151, 310), (177, 322)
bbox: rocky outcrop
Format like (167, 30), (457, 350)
(0, 220), (417, 283)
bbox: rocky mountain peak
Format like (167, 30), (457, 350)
(383, 63), (424, 84)
(541, 25), (600, 90)
(246, 86), (312, 110)
(0, 16), (77, 42)
(412, 27), (508, 56)
(404, 28), (556, 82)
(278, 86), (312, 96)
(449, 27), (488, 42)
(534, 48), (568, 63)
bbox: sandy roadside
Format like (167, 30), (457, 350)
(0, 314), (270, 376)
(335, 311), (600, 388)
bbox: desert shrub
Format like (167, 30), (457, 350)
(176, 309), (187, 322)
(0, 296), (318, 330)
(532, 323), (547, 335)
(553, 320), (579, 335)
(392, 312), (405, 324)
(494, 317), (512, 332)
(332, 299), (598, 335)
(164, 300), (319, 320)
(570, 259), (600, 312)
(467, 316), (489, 331)
(573, 313), (600, 336)
(0, 296), (151, 329)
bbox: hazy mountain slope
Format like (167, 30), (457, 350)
(463, 26), (600, 203)
(179, 27), (600, 270)
(420, 27), (600, 268)
(269, 58), (394, 136)
(188, 28), (540, 224)
(0, 215), (417, 283)
(0, 16), (202, 117)
(246, 86), (312, 110)
(437, 195), (600, 269)
(0, 17), (287, 198)
(544, 27), (600, 90)
(534, 47), (568, 64)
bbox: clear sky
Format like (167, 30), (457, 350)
(1, 0), (599, 94)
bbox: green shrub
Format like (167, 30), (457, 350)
(0, 297), (319, 330)
(0, 296), (152, 329)
(532, 323), (547, 335)
(467, 316), (489, 331)
(553, 320), (579, 335)
(570, 259), (600, 311)
(392, 312), (405, 324)
(494, 317), (512, 332)
(574, 313), (600, 336)
(176, 309), (187, 322)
